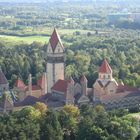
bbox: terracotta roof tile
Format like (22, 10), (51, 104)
(101, 91), (140, 102)
(117, 85), (139, 93)
(49, 28), (64, 52)
(32, 85), (41, 91)
(15, 78), (26, 90)
(99, 59), (112, 73)
(51, 79), (69, 93)
(25, 85), (41, 91)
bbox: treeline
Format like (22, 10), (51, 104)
(0, 33), (140, 88)
(0, 103), (139, 140)
(64, 34), (140, 87)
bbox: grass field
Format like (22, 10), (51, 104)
(0, 27), (96, 47)
(0, 35), (50, 47)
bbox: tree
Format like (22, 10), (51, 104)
(40, 110), (63, 140)
(34, 102), (48, 117)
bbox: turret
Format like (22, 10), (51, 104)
(80, 75), (88, 96)
(99, 59), (112, 81)
(65, 77), (75, 104)
(37, 72), (47, 95)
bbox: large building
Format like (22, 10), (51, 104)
(93, 59), (140, 109)
(0, 28), (139, 111)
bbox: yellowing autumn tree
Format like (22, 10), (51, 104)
(34, 102), (48, 116)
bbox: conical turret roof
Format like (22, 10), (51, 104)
(99, 59), (112, 74)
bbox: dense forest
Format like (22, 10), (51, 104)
(0, 1), (140, 140)
(0, 31), (140, 88)
(0, 103), (140, 140)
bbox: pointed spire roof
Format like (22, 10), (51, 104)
(99, 59), (112, 74)
(49, 28), (64, 52)
(80, 75), (87, 82)
(15, 78), (26, 90)
(0, 68), (8, 85)
(37, 73), (46, 89)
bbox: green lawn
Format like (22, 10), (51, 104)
(0, 35), (50, 47)
(0, 27), (95, 47)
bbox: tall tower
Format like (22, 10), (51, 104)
(47, 28), (65, 93)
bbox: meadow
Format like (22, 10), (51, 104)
(0, 35), (50, 46)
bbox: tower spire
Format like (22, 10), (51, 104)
(99, 59), (112, 74)
(49, 28), (64, 52)
(47, 28), (65, 93)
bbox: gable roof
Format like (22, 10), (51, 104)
(15, 78), (26, 90)
(49, 28), (64, 52)
(51, 79), (69, 93)
(99, 59), (112, 74)
(0, 69), (8, 85)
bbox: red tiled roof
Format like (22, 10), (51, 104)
(81, 75), (87, 82)
(101, 91), (140, 102)
(25, 85), (41, 91)
(49, 28), (64, 52)
(99, 85), (140, 102)
(15, 78), (26, 90)
(99, 59), (112, 74)
(51, 79), (69, 93)
(117, 85), (139, 93)
(0, 69), (8, 85)
(32, 85), (41, 91)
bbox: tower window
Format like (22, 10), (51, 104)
(103, 75), (105, 79)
